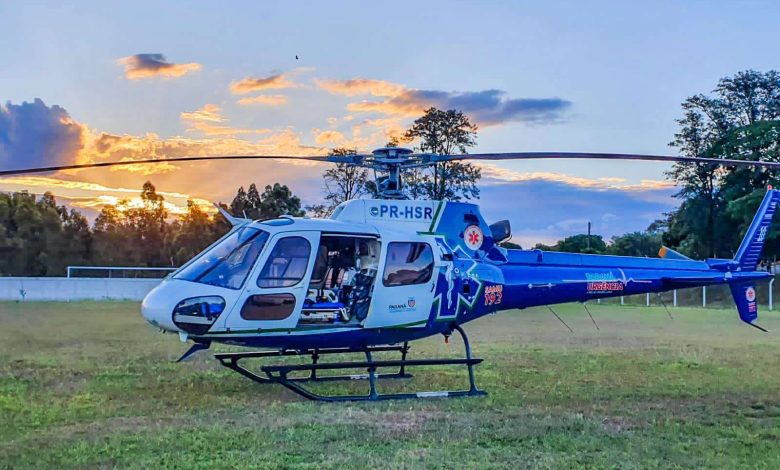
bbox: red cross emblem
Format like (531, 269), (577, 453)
(464, 225), (483, 250)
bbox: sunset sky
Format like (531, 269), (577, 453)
(1, 1), (779, 246)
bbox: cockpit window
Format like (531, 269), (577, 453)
(175, 227), (269, 290)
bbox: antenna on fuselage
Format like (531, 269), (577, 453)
(546, 306), (574, 333)
(581, 302), (600, 331)
(655, 293), (675, 320)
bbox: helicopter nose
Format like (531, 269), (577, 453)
(141, 280), (181, 333)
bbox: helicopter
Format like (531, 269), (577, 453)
(3, 147), (780, 401)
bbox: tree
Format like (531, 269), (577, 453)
(534, 234), (607, 254)
(172, 200), (222, 265)
(93, 202), (133, 266)
(258, 183), (305, 218)
(499, 241), (522, 249)
(230, 186), (248, 217)
(606, 231), (662, 257)
(402, 108), (481, 201)
(310, 147), (372, 217)
(666, 70), (780, 258)
(231, 182), (306, 219)
(0, 191), (93, 276)
(558, 234), (607, 254)
(129, 181), (170, 266)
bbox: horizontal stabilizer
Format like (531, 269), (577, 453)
(658, 246), (691, 261)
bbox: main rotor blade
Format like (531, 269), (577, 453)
(445, 152), (780, 169)
(0, 154), (333, 177)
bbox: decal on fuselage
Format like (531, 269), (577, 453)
(368, 204), (433, 220)
(585, 272), (624, 294)
(484, 285), (503, 306)
(464, 225), (483, 251)
(746, 286), (756, 302)
(389, 297), (417, 313)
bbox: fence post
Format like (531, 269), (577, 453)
(620, 296), (624, 305)
(646, 293), (650, 306)
(673, 289), (678, 307)
(770, 278), (775, 311)
(702, 286), (706, 308)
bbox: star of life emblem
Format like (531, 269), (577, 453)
(464, 225), (483, 250)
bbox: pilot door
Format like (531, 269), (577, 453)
(225, 232), (319, 331)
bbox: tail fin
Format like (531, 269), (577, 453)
(729, 282), (767, 332)
(734, 189), (780, 271)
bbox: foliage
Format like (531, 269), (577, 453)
(403, 107), (482, 201)
(665, 70), (780, 258)
(307, 147), (372, 217)
(532, 230), (662, 257)
(499, 241), (522, 249)
(229, 182), (305, 219)
(0, 191), (91, 276)
(0, 179), (310, 275)
(606, 231), (663, 257)
(535, 233), (607, 254)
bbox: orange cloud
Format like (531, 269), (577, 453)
(316, 78), (406, 97)
(318, 77), (571, 126)
(179, 104), (271, 136)
(0, 176), (214, 215)
(117, 54), (201, 80)
(229, 73), (299, 94)
(237, 95), (289, 107)
(313, 130), (346, 146)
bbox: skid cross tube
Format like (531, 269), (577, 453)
(214, 327), (486, 401)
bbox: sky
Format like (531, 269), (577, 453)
(1, 0), (779, 247)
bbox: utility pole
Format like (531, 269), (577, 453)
(587, 221), (592, 251)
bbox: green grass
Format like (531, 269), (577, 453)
(2, 301), (780, 468)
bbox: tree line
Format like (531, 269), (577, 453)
(0, 182), (304, 276)
(1, 70), (778, 276)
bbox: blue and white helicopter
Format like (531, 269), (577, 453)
(4, 148), (779, 401)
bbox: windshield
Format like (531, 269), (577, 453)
(175, 226), (269, 290)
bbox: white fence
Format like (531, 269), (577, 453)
(0, 277), (161, 301)
(66, 266), (176, 278)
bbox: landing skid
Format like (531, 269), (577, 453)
(214, 325), (486, 401)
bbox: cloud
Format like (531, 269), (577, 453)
(180, 104), (224, 123)
(348, 89), (571, 126)
(350, 117), (406, 147)
(318, 78), (571, 126)
(229, 73), (299, 94)
(313, 130), (346, 146)
(315, 78), (406, 97)
(478, 163), (675, 192)
(179, 104), (271, 136)
(237, 95), (289, 107)
(0, 175), (214, 216)
(0, 98), (86, 170)
(117, 54), (201, 80)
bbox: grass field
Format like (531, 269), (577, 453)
(2, 301), (780, 468)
